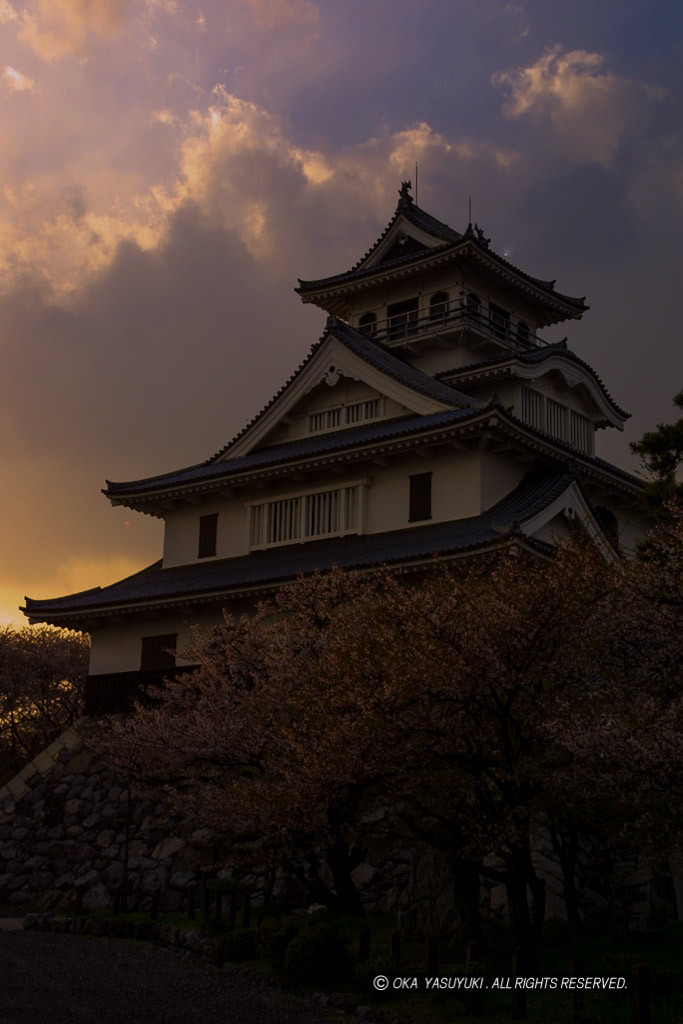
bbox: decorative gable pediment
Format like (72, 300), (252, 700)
(515, 359), (626, 429)
(520, 478), (618, 562)
(358, 215), (446, 273)
(374, 233), (433, 266)
(217, 323), (474, 462)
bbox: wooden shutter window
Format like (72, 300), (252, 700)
(140, 634), (177, 670)
(198, 513), (218, 558)
(409, 472), (432, 522)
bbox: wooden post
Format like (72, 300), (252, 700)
(390, 930), (401, 959)
(512, 947), (526, 1020)
(243, 892), (251, 929)
(359, 927), (370, 965)
(256, 911), (264, 929)
(426, 937), (438, 974)
(215, 889), (222, 923)
(634, 965), (650, 1024)
(113, 887), (120, 917)
(150, 891), (160, 920)
(569, 954), (583, 1019)
(229, 891), (238, 930)
(187, 887), (195, 921)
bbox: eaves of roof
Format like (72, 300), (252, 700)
(297, 209), (586, 314)
(105, 319), (477, 500)
(209, 317), (475, 462)
(436, 344), (629, 421)
(24, 470), (570, 623)
(343, 191), (463, 275)
(493, 409), (642, 491)
(104, 400), (641, 507)
(104, 406), (480, 501)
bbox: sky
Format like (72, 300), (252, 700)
(2, 0), (683, 626)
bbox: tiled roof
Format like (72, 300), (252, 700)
(105, 407), (479, 497)
(296, 194), (586, 312)
(24, 471), (571, 622)
(327, 318), (473, 406)
(208, 316), (475, 461)
(105, 318), (478, 495)
(436, 343), (629, 420)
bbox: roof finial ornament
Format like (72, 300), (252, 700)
(398, 179), (413, 209)
(473, 223), (491, 249)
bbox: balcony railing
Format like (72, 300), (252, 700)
(85, 666), (199, 715)
(358, 303), (551, 352)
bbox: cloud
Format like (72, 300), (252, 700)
(242, 0), (318, 34)
(3, 65), (35, 91)
(0, 84), (525, 302)
(19, 0), (129, 61)
(0, 0), (19, 24)
(494, 46), (668, 167)
(0, 178), (169, 297)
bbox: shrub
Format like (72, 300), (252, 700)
(283, 921), (352, 985)
(256, 915), (304, 966)
(213, 929), (256, 965)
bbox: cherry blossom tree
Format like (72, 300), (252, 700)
(564, 507), (683, 861)
(370, 540), (617, 960)
(97, 569), (407, 915)
(0, 626), (89, 780)
(96, 517), (682, 951)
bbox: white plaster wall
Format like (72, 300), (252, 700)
(364, 450), (481, 534)
(480, 451), (526, 510)
(163, 497), (248, 567)
(529, 514), (572, 547)
(163, 449), (487, 568)
(88, 607), (223, 675)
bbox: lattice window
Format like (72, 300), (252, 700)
(308, 399), (381, 433)
(345, 398), (380, 425)
(570, 410), (590, 452)
(248, 482), (367, 549)
(308, 407), (343, 433)
(521, 387), (544, 431)
(546, 399), (567, 441)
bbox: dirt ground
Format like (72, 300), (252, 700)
(0, 928), (339, 1024)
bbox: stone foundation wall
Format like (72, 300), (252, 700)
(0, 723), (221, 913)
(1, 720), (677, 933)
(0, 721), (408, 916)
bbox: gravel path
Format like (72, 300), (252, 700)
(0, 930), (338, 1024)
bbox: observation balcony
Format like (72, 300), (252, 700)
(358, 302), (555, 356)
